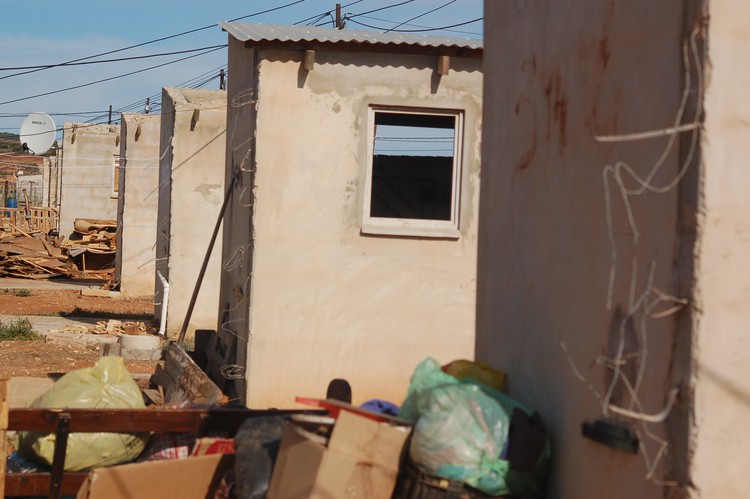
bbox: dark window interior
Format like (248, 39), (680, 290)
(370, 112), (456, 221)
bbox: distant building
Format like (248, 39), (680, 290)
(115, 113), (161, 298)
(216, 23), (483, 406)
(59, 123), (120, 237)
(155, 87), (227, 337)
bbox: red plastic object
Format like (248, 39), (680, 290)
(294, 397), (410, 426)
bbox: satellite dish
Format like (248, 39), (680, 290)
(19, 112), (56, 155)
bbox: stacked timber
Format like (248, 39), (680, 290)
(61, 218), (117, 281)
(0, 234), (71, 279)
(49, 319), (157, 336)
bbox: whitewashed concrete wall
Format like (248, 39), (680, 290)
(42, 155), (61, 209)
(693, 1), (750, 497)
(222, 42), (482, 408)
(59, 123), (120, 237)
(478, 1), (700, 497)
(155, 87), (226, 338)
(115, 113), (160, 298)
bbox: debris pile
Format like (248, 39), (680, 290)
(0, 233), (71, 279)
(0, 217), (117, 282)
(48, 319), (156, 337)
(61, 218), (117, 281)
(3, 353), (553, 498)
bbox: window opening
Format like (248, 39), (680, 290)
(112, 154), (121, 196)
(364, 108), (462, 237)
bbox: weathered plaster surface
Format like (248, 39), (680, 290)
(221, 40), (482, 407)
(246, 49), (482, 408)
(116, 113), (160, 298)
(59, 123), (120, 237)
(155, 87), (226, 337)
(478, 1), (694, 497)
(693, 0), (750, 496)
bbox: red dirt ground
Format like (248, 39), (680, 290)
(0, 288), (157, 377)
(0, 288), (153, 317)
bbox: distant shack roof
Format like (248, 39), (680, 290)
(220, 22), (482, 58)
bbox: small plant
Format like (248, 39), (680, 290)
(13, 289), (32, 297)
(0, 318), (40, 341)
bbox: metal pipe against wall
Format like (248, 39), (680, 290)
(156, 271), (169, 336)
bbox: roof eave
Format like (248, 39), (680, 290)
(239, 38), (482, 59)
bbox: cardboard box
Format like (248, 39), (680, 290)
(268, 410), (411, 499)
(76, 454), (232, 499)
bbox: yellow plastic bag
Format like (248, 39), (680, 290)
(17, 356), (148, 471)
(443, 359), (507, 392)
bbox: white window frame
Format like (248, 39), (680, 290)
(362, 106), (463, 239)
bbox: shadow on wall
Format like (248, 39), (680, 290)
(700, 363), (750, 409)
(263, 49), (482, 74)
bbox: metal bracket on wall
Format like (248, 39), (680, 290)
(582, 418), (639, 454)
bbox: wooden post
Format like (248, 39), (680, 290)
(335, 3), (342, 29)
(22, 188), (32, 230)
(1, 376), (9, 499)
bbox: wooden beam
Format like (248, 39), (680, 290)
(8, 407), (321, 434)
(5, 473), (87, 497)
(437, 55), (450, 75)
(303, 49), (315, 71)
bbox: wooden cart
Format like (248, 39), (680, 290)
(3, 406), (315, 498)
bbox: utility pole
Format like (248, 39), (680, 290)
(335, 3), (342, 29)
(219, 69), (226, 90)
(108, 105), (112, 125)
(145, 97), (151, 114)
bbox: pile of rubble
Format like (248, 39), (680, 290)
(0, 233), (71, 279)
(49, 319), (157, 337)
(0, 218), (116, 281)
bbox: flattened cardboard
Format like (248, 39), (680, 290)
(268, 410), (411, 499)
(76, 454), (232, 499)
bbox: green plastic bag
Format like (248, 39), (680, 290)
(17, 356), (148, 471)
(399, 358), (550, 498)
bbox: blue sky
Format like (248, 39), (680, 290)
(0, 0), (483, 141)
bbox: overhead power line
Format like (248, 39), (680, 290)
(383, 0), (456, 33)
(0, 46), (224, 107)
(0, 0), (306, 82)
(347, 16), (482, 34)
(346, 0), (415, 19)
(0, 45), (227, 71)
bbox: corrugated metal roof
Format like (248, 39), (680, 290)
(220, 22), (482, 52)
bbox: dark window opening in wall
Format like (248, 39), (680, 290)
(370, 111), (457, 222)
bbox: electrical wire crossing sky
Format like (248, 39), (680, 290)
(0, 0), (482, 141)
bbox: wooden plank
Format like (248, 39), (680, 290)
(39, 237), (54, 257)
(5, 472), (87, 497)
(6, 222), (33, 238)
(8, 407), (320, 435)
(158, 343), (226, 405)
(8, 408), (210, 433)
